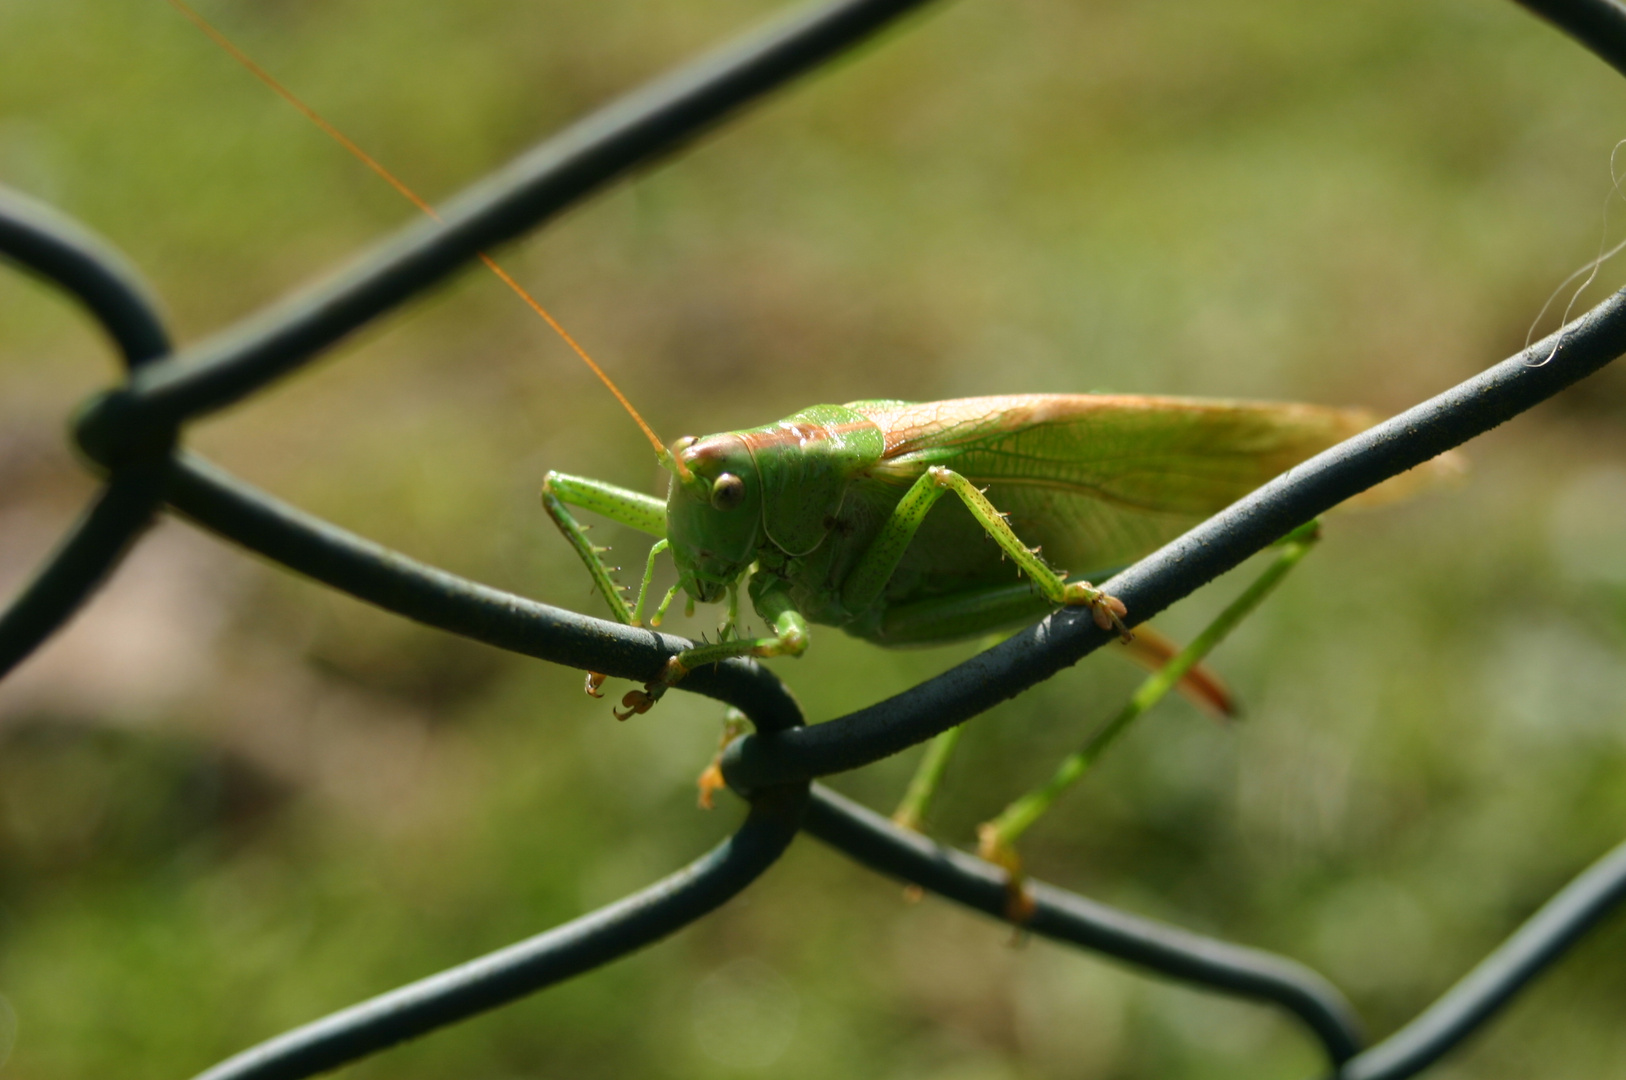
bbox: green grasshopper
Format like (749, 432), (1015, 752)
(168, 1), (1466, 913)
(543, 393), (1400, 719)
(162, 3), (1441, 733)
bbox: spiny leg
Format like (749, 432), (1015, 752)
(544, 477), (786, 733)
(976, 521), (1321, 923)
(541, 471), (669, 702)
(542, 477), (634, 626)
(612, 578), (811, 720)
(931, 467), (1129, 636)
(840, 465), (1129, 639)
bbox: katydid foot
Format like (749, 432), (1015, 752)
(601, 589), (810, 719)
(696, 708), (750, 809)
(1062, 581), (1131, 641)
(612, 656), (688, 720)
(976, 823), (1037, 925)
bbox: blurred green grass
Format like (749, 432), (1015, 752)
(3, 0), (1626, 1077)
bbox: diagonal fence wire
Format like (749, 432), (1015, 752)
(0, 187), (172, 679)
(2, 1), (1626, 1078)
(192, 785), (811, 1080)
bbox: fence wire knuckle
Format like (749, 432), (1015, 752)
(1, 1), (1624, 1077)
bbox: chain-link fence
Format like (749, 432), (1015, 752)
(3, 0), (1626, 1077)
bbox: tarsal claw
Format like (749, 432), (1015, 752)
(1091, 593), (1131, 641)
(613, 688), (659, 721)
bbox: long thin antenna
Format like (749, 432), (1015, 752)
(164, 0), (669, 459)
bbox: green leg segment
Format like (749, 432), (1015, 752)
(892, 725), (965, 832)
(613, 579), (811, 720)
(890, 627), (1017, 831)
(671, 580), (809, 670)
(976, 521), (1322, 913)
(721, 580), (741, 641)
(543, 471), (812, 719)
(651, 582), (682, 626)
(542, 471), (669, 626)
(629, 539), (670, 626)
(543, 472), (667, 537)
(542, 471), (671, 705)
(841, 466), (1128, 637)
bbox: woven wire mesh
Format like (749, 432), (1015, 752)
(3, 0), (1626, 1076)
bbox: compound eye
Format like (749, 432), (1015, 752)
(710, 472), (745, 511)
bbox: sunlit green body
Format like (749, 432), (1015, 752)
(544, 393), (1384, 714)
(696, 395), (1374, 643)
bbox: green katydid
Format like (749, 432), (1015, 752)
(168, 1), (1456, 773)
(543, 394), (1444, 720)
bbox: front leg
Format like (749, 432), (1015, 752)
(613, 578), (810, 720)
(541, 471), (667, 622)
(839, 466), (1130, 638)
(541, 471), (670, 699)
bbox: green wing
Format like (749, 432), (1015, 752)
(846, 394), (1378, 585)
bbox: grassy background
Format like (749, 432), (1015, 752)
(3, 0), (1626, 1077)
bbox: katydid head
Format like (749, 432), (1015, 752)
(663, 433), (764, 603)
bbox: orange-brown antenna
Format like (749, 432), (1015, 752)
(165, 0), (669, 460)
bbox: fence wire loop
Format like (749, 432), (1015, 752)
(3, 2), (1626, 1078)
